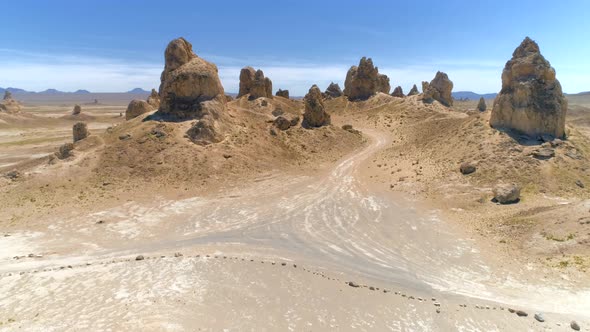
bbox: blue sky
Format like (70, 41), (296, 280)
(1, 0), (589, 95)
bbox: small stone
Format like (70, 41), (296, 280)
(460, 162), (476, 175)
(281, 262), (286, 266)
(575, 180), (585, 188)
(434, 302), (441, 307)
(174, 252), (183, 257)
(369, 286), (375, 291)
(534, 313), (545, 322)
(135, 255), (144, 261)
(515, 310), (528, 317)
(348, 281), (360, 288)
(119, 134), (132, 140)
(532, 147), (555, 160)
(570, 321), (580, 331)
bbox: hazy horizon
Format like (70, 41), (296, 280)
(1, 0), (589, 95)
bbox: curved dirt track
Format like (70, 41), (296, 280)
(1, 129), (589, 331)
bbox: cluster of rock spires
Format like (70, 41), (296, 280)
(146, 88), (160, 109)
(323, 82), (343, 99)
(275, 89), (289, 99)
(0, 91), (22, 113)
(490, 37), (567, 138)
(422, 71), (454, 106)
(343, 57), (390, 101)
(238, 67), (273, 100)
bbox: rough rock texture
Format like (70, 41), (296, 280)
(274, 116), (291, 130)
(275, 89), (289, 99)
(72, 104), (82, 115)
(126, 100), (153, 120)
(238, 67), (273, 100)
(157, 37), (225, 119)
(73, 122), (89, 142)
(56, 143), (74, 159)
(184, 99), (228, 145)
(0, 91), (22, 113)
(460, 162), (476, 175)
(493, 183), (520, 204)
(146, 88), (160, 109)
(391, 86), (404, 98)
(422, 72), (454, 106)
(324, 82), (343, 98)
(408, 84), (419, 96)
(490, 37), (567, 138)
(477, 97), (487, 112)
(343, 57), (390, 101)
(303, 85), (330, 127)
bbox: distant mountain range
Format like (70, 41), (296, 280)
(0, 87), (150, 94)
(452, 91), (498, 100)
(127, 88), (150, 94)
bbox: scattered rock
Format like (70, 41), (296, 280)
(303, 85), (331, 127)
(534, 313), (545, 322)
(146, 88), (160, 109)
(575, 180), (585, 188)
(391, 86), (404, 98)
(342, 124), (353, 131)
(174, 252), (183, 257)
(118, 133), (132, 140)
(275, 89), (289, 99)
(274, 116), (292, 131)
(348, 281), (360, 288)
(343, 57), (390, 100)
(135, 255), (144, 261)
(4, 170), (21, 180)
(477, 97), (486, 112)
(271, 107), (284, 117)
(407, 84), (419, 96)
(515, 310), (528, 317)
(493, 183), (520, 204)
(490, 37), (567, 138)
(324, 82), (343, 98)
(72, 104), (82, 115)
(238, 66), (273, 100)
(571, 321), (580, 331)
(125, 99), (153, 120)
(460, 162), (476, 175)
(532, 147), (555, 160)
(422, 71), (454, 106)
(72, 122), (88, 142)
(56, 143), (74, 159)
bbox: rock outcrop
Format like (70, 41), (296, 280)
(146, 88), (160, 109)
(391, 86), (404, 98)
(73, 122), (89, 142)
(408, 84), (419, 96)
(493, 183), (520, 204)
(343, 57), (390, 100)
(238, 67), (273, 100)
(275, 89), (289, 99)
(72, 104), (82, 115)
(126, 100), (153, 120)
(490, 37), (567, 138)
(477, 97), (486, 112)
(0, 91), (22, 113)
(303, 85), (330, 127)
(324, 82), (343, 98)
(157, 37), (225, 119)
(422, 72), (453, 106)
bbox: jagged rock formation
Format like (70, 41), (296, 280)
(324, 82), (343, 99)
(477, 97), (486, 112)
(407, 84), (419, 96)
(0, 91), (22, 113)
(275, 89), (289, 99)
(73, 122), (89, 142)
(238, 67), (273, 100)
(126, 100), (153, 120)
(146, 88), (160, 109)
(72, 104), (82, 115)
(422, 72), (454, 106)
(490, 37), (567, 138)
(303, 85), (330, 127)
(391, 86), (404, 98)
(157, 37), (225, 119)
(343, 57), (390, 101)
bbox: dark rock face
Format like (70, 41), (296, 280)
(73, 122), (89, 142)
(324, 82), (343, 98)
(391, 86), (404, 98)
(303, 85), (330, 127)
(407, 84), (419, 96)
(157, 37), (225, 119)
(238, 67), (273, 100)
(490, 37), (567, 138)
(422, 71), (454, 106)
(275, 89), (289, 99)
(343, 57), (390, 101)
(477, 97), (486, 112)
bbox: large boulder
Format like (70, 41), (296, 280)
(493, 183), (520, 204)
(126, 99), (153, 120)
(490, 37), (567, 138)
(157, 37), (225, 119)
(275, 89), (289, 99)
(407, 84), (419, 96)
(146, 88), (160, 109)
(73, 122), (89, 142)
(422, 72), (454, 106)
(324, 82), (343, 98)
(391, 86), (404, 98)
(238, 67), (273, 100)
(0, 91), (22, 113)
(303, 85), (330, 127)
(343, 57), (390, 101)
(72, 104), (82, 115)
(477, 97), (487, 112)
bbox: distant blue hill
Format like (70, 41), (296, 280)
(127, 88), (150, 93)
(0, 87), (30, 94)
(452, 91), (498, 100)
(74, 89), (91, 94)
